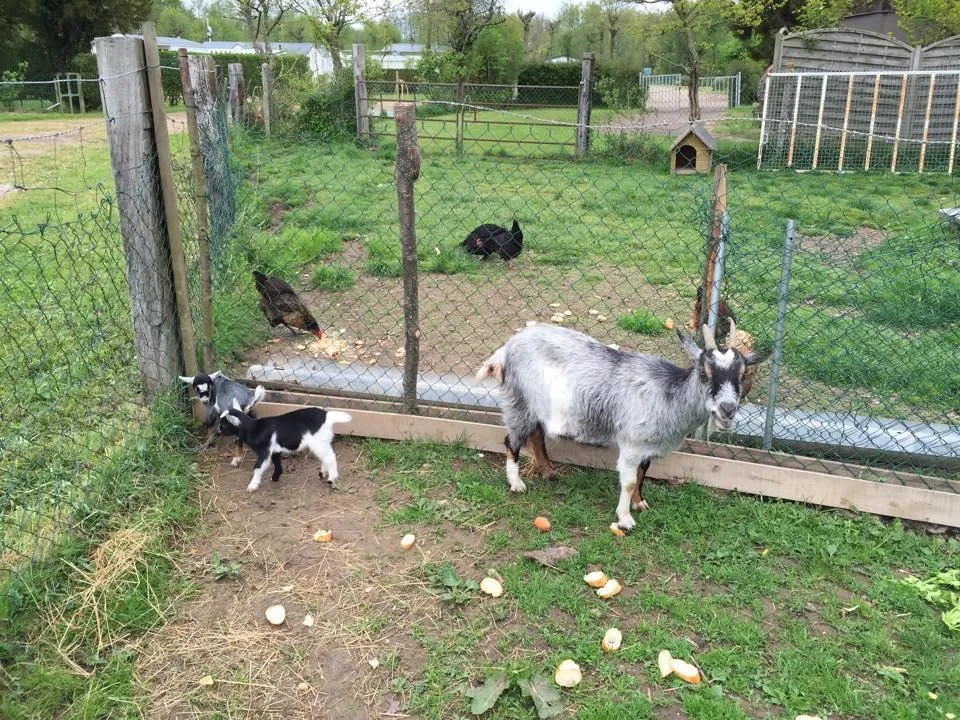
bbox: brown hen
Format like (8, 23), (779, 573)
(252, 271), (324, 339)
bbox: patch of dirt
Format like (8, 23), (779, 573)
(239, 259), (695, 383)
(138, 440), (444, 719)
(797, 226), (886, 265)
(267, 201), (288, 233)
(602, 86), (732, 136)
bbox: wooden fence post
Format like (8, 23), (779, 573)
(576, 52), (595, 158)
(95, 35), (182, 397)
(228, 63), (246, 124)
(395, 104), (421, 414)
(179, 50), (215, 370)
(261, 63), (274, 136)
(697, 164), (727, 329)
(142, 24), (199, 392)
(353, 44), (369, 139)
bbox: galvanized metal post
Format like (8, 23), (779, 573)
(763, 219), (796, 451)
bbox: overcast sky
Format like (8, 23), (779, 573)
(501, 0), (571, 18)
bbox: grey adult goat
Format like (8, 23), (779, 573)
(475, 321), (770, 533)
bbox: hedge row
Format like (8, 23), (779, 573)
(69, 50), (311, 109)
(516, 61), (645, 108)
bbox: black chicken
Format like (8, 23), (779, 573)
(462, 219), (523, 260)
(252, 271), (324, 339)
(691, 285), (736, 344)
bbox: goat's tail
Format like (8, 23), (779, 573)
(244, 384), (266, 413)
(326, 410), (353, 426)
(475, 347), (506, 386)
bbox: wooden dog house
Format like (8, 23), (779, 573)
(671, 123), (716, 174)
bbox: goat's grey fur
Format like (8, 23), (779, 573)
(476, 322), (769, 532)
(179, 371), (265, 426)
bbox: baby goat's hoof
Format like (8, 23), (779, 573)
(631, 499), (650, 512)
(508, 479), (528, 493)
(616, 515), (636, 534)
(231, 457), (243, 468)
(246, 483), (260, 493)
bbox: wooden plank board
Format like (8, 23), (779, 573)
(253, 403), (960, 527)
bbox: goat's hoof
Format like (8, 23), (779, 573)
(508, 480), (528, 493)
(319, 469), (328, 480)
(230, 457), (242, 468)
(631, 499), (650, 512)
(246, 483), (259, 493)
(327, 479), (338, 489)
(616, 516), (636, 534)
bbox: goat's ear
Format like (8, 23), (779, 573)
(675, 327), (702, 361)
(219, 409), (231, 419)
(744, 349), (772, 366)
(231, 398), (242, 411)
(209, 370), (223, 379)
(178, 375), (194, 384)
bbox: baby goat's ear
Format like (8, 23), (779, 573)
(178, 375), (195, 384)
(220, 410), (242, 427)
(744, 349), (772, 366)
(231, 398), (242, 411)
(675, 327), (702, 362)
(210, 370), (223, 379)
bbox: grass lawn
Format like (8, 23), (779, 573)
(369, 440), (960, 719)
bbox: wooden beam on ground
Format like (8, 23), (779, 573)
(252, 403), (960, 527)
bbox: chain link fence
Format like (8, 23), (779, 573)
(2, 42), (958, 581)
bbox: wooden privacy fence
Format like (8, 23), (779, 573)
(758, 69), (960, 172)
(774, 28), (960, 73)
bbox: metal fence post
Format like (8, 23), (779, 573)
(261, 63), (274, 136)
(706, 212), (728, 331)
(576, 52), (595, 158)
(455, 79), (465, 155)
(353, 44), (369, 139)
(735, 71), (741, 107)
(763, 219), (796, 451)
(395, 103), (421, 414)
(95, 34), (183, 397)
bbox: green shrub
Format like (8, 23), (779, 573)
(296, 70), (356, 140)
(617, 308), (665, 335)
(311, 264), (355, 291)
(516, 60), (647, 108)
(0, 62), (28, 111)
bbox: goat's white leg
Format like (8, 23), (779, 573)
(504, 434), (527, 493)
(317, 443), (340, 488)
(615, 450), (641, 532)
(247, 456), (271, 493)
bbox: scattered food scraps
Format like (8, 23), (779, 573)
(601, 628), (622, 653)
(609, 523), (625, 538)
(663, 318), (675, 330)
(313, 529), (332, 543)
(596, 578), (622, 599)
(583, 571), (608, 588)
(302, 614), (315, 627)
(265, 605), (286, 625)
(534, 516), (551, 532)
(199, 675), (214, 686)
(670, 659), (701, 684)
(480, 577), (504, 597)
(550, 313), (565, 323)
(369, 658), (380, 669)
(400, 533), (416, 550)
(554, 659), (582, 688)
(658, 650), (674, 678)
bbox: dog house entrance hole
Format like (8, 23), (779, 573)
(676, 144), (697, 171)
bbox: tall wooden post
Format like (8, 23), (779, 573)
(353, 44), (369, 139)
(261, 63), (274, 136)
(576, 52), (595, 158)
(179, 50), (215, 371)
(95, 35), (182, 397)
(228, 63), (246, 124)
(395, 104), (421, 414)
(698, 164), (727, 329)
(142, 24), (199, 391)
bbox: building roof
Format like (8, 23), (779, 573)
(379, 43), (428, 54)
(671, 122), (716, 151)
(547, 56), (578, 63)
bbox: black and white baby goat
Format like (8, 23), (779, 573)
(217, 404), (352, 493)
(476, 320), (770, 533)
(180, 371), (266, 466)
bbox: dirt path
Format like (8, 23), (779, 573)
(137, 441), (458, 719)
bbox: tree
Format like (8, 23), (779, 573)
(546, 18), (561, 55)
(517, 9), (535, 53)
(894, 0), (960, 42)
(602, 0), (623, 56)
(226, 0), (288, 56)
(297, 0), (362, 70)
(12, 0), (151, 75)
(631, 0), (723, 120)
(725, 0), (852, 61)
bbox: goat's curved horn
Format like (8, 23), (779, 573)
(701, 323), (718, 351)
